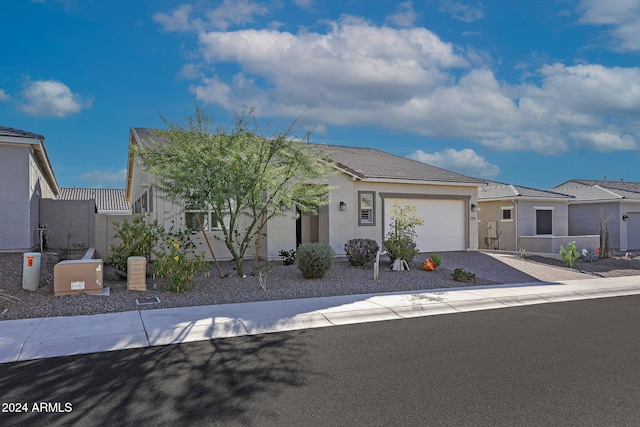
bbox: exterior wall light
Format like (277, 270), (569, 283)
(339, 201), (347, 211)
(622, 214), (629, 221)
(470, 204), (478, 212)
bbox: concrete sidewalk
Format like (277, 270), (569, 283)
(2, 275), (640, 364)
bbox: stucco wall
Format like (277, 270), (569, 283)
(327, 174), (478, 256)
(40, 199), (96, 250)
(568, 203), (621, 250)
(95, 213), (136, 259)
(0, 145), (31, 250)
(478, 199), (570, 251)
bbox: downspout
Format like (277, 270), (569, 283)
(511, 199), (518, 251)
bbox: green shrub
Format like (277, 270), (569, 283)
(153, 227), (206, 293)
(430, 251), (442, 267)
(384, 201), (424, 264)
(452, 268), (476, 282)
(296, 242), (335, 279)
(108, 216), (163, 278)
(384, 237), (418, 263)
(560, 241), (579, 268)
(279, 249), (296, 265)
(344, 238), (380, 266)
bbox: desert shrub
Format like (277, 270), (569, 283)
(108, 216), (163, 277)
(384, 238), (418, 263)
(452, 268), (476, 282)
(279, 249), (296, 265)
(344, 238), (380, 266)
(153, 227), (206, 293)
(560, 241), (579, 268)
(384, 201), (424, 264)
(296, 242), (335, 279)
(430, 251), (442, 267)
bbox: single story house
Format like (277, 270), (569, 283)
(0, 126), (59, 251)
(552, 179), (640, 252)
(126, 128), (486, 260)
(477, 181), (599, 254)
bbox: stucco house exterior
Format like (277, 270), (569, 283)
(0, 126), (59, 251)
(477, 181), (599, 254)
(126, 128), (485, 260)
(552, 179), (640, 252)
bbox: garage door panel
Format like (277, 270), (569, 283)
(385, 199), (466, 252)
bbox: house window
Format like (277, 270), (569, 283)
(185, 207), (222, 231)
(501, 207), (513, 222)
(536, 209), (553, 235)
(359, 191), (375, 226)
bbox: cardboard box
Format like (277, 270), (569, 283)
(54, 259), (103, 296)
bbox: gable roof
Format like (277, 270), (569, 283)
(560, 179), (640, 193)
(0, 126), (59, 196)
(127, 128), (485, 190)
(324, 144), (486, 185)
(0, 126), (45, 140)
(479, 181), (573, 201)
(58, 188), (131, 213)
(552, 180), (640, 201)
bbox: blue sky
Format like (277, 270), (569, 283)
(2, 0), (639, 190)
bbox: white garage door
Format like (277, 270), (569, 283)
(385, 198), (466, 252)
(627, 213), (640, 250)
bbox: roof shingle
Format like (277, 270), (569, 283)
(57, 188), (131, 212)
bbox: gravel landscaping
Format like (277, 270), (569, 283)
(1, 250), (639, 321)
(0, 251), (498, 321)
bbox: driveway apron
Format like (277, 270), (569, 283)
(439, 251), (592, 284)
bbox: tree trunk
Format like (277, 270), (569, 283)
(235, 257), (245, 277)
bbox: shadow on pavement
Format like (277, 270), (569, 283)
(0, 331), (319, 426)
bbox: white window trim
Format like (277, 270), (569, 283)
(501, 207), (514, 222)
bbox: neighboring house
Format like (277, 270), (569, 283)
(40, 188), (132, 253)
(552, 179), (640, 252)
(126, 128), (485, 260)
(56, 187), (131, 215)
(0, 126), (59, 251)
(477, 181), (599, 254)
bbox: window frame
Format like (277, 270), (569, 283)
(358, 191), (376, 226)
(535, 208), (553, 235)
(185, 205), (222, 232)
(501, 206), (513, 222)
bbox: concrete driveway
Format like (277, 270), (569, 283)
(440, 251), (593, 284)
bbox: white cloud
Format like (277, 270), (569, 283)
(408, 148), (500, 178)
(578, 0), (640, 51)
(160, 9), (640, 155)
(154, 1), (269, 33)
(0, 89), (10, 102)
(386, 1), (420, 28)
(438, 1), (485, 23)
(192, 16), (468, 115)
(154, 4), (195, 32)
(77, 169), (127, 187)
(293, 0), (314, 11)
(18, 79), (92, 118)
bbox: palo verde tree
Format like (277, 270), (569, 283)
(137, 107), (334, 277)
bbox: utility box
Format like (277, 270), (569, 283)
(22, 252), (42, 291)
(54, 259), (103, 296)
(127, 256), (147, 291)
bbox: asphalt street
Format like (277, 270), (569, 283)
(2, 295), (640, 426)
